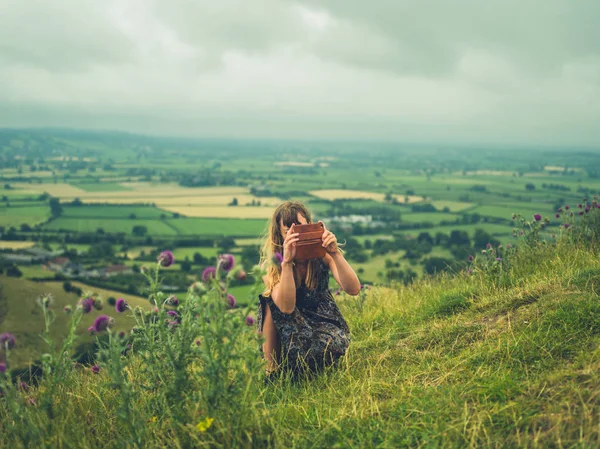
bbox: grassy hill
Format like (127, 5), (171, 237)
(1, 238), (600, 447)
(0, 277), (151, 368)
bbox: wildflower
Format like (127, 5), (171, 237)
(115, 298), (128, 313)
(468, 255), (474, 262)
(512, 214), (516, 220)
(335, 290), (341, 296)
(218, 253), (235, 272)
(158, 250), (175, 268)
(118, 331), (126, 339)
(506, 244), (512, 249)
(202, 266), (217, 282)
(0, 332), (17, 350)
(236, 269), (247, 281)
(557, 208), (563, 213)
(195, 340), (201, 346)
(565, 205), (570, 210)
(481, 250), (487, 255)
(79, 298), (94, 314)
(167, 320), (178, 328)
(152, 307), (159, 314)
(467, 269), (473, 275)
(166, 310), (178, 318)
(150, 416), (158, 423)
(87, 326), (96, 335)
(196, 417), (214, 433)
(91, 315), (113, 333)
(597, 203), (600, 209)
(578, 204), (582, 209)
(245, 316), (255, 326)
(0, 363), (6, 373)
(28, 398), (36, 406)
(585, 207), (590, 213)
(91, 365), (100, 374)
(226, 294), (236, 309)
(190, 282), (207, 295)
(533, 213), (542, 221)
(555, 213), (560, 218)
(271, 252), (284, 266)
(360, 284), (365, 289)
(64, 305), (72, 314)
(578, 211), (584, 216)
(496, 257), (502, 262)
(519, 230), (524, 235)
(564, 223), (571, 229)
(18, 381), (29, 392)
(37, 293), (53, 310)
(486, 243), (492, 249)
(167, 295), (179, 306)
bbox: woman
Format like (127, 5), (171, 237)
(257, 201), (361, 382)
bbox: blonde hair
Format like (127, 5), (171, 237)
(259, 201), (321, 297)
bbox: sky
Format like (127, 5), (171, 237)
(0, 0), (599, 146)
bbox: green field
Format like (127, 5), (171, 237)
(0, 205), (50, 228)
(166, 217), (266, 236)
(61, 205), (170, 219)
(43, 218), (178, 235)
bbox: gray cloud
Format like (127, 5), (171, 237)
(0, 0), (598, 145)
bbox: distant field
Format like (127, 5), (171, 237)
(161, 206), (275, 219)
(430, 201), (474, 212)
(167, 218), (266, 236)
(0, 241), (36, 250)
(171, 247), (220, 261)
(310, 189), (424, 204)
(43, 218), (178, 235)
(62, 205), (169, 219)
(73, 183), (133, 192)
(0, 205), (50, 228)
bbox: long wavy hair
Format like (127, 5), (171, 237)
(259, 201), (320, 297)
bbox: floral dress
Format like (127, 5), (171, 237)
(257, 258), (351, 379)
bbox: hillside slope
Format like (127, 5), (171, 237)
(0, 276), (150, 368)
(1, 241), (600, 448)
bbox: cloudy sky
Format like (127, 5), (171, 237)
(0, 0), (599, 145)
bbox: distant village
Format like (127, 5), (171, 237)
(0, 246), (133, 279)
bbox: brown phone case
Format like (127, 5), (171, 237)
(293, 222), (326, 261)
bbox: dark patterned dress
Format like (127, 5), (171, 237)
(257, 258), (351, 380)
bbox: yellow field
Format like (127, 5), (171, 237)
(1, 170), (55, 178)
(544, 166), (583, 172)
(430, 201), (474, 212)
(161, 206), (274, 219)
(234, 237), (263, 246)
(309, 189), (424, 204)
(0, 241), (36, 250)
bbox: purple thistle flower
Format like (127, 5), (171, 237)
(360, 284), (365, 289)
(202, 266), (217, 282)
(512, 214), (517, 220)
(578, 204), (582, 209)
(19, 381), (29, 392)
(79, 298), (94, 314)
(0, 332), (17, 350)
(585, 207), (590, 213)
(92, 315), (113, 333)
(166, 310), (178, 318)
(245, 316), (255, 326)
(336, 290), (341, 296)
(87, 326), (96, 335)
(218, 254), (235, 272)
(564, 223), (571, 229)
(115, 298), (128, 313)
(486, 243), (492, 249)
(0, 363), (6, 373)
(158, 250), (175, 268)
(91, 365), (100, 374)
(226, 294), (236, 309)
(597, 203), (600, 209)
(565, 205), (570, 210)
(271, 252), (284, 266)
(557, 208), (563, 213)
(555, 213), (560, 218)
(28, 398), (36, 406)
(496, 257), (502, 262)
(578, 211), (584, 216)
(64, 305), (72, 314)
(167, 295), (179, 307)
(468, 255), (474, 262)
(118, 331), (126, 339)
(533, 214), (542, 222)
(168, 320), (178, 328)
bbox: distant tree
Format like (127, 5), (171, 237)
(422, 257), (454, 275)
(241, 246), (261, 266)
(49, 197), (62, 217)
(71, 198), (83, 206)
(193, 252), (207, 265)
(129, 213), (137, 219)
(218, 236), (236, 253)
(180, 259), (192, 272)
(525, 183), (536, 191)
(229, 197), (239, 206)
(20, 223), (32, 232)
(132, 225), (148, 237)
(6, 265), (22, 277)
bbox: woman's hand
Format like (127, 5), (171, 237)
(282, 223), (300, 264)
(319, 221), (339, 255)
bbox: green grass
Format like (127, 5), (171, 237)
(71, 183), (132, 192)
(42, 218), (178, 235)
(0, 205), (50, 228)
(166, 218), (266, 237)
(2, 237), (600, 447)
(0, 277), (150, 368)
(61, 205), (170, 219)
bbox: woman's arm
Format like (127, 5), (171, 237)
(325, 251), (361, 296)
(271, 261), (297, 314)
